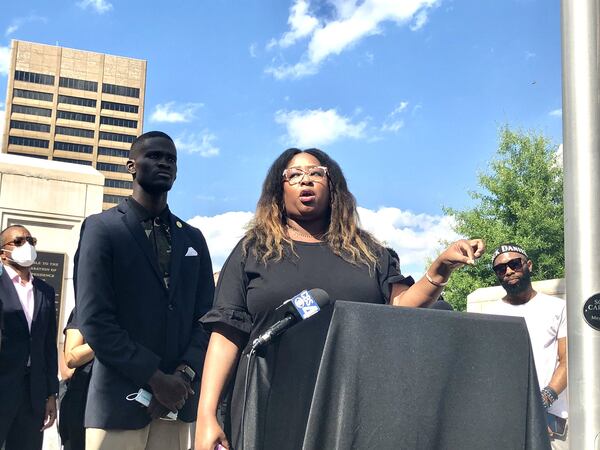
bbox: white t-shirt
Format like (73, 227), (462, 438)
(488, 292), (568, 418)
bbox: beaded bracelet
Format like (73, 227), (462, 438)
(425, 272), (448, 287)
(541, 386), (558, 408)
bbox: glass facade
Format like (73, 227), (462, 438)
(58, 94), (97, 108)
(101, 100), (139, 113)
(99, 131), (136, 143)
(10, 120), (51, 133)
(14, 88), (53, 102)
(55, 126), (95, 139)
(97, 162), (127, 173)
(8, 136), (49, 148)
(59, 77), (98, 92)
(12, 104), (52, 117)
(14, 70), (55, 85)
(102, 83), (140, 98)
(54, 141), (94, 154)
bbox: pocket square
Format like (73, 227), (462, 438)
(185, 247), (198, 256)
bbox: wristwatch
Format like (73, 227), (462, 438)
(178, 365), (196, 383)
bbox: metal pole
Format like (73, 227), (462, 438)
(561, 0), (600, 447)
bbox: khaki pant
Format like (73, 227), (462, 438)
(86, 419), (191, 450)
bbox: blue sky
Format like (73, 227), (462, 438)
(0, 0), (563, 276)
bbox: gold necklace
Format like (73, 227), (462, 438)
(286, 225), (325, 241)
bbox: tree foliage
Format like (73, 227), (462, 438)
(443, 127), (564, 311)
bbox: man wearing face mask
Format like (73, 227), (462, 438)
(488, 243), (568, 449)
(0, 225), (59, 450)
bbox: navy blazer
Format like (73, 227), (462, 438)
(76, 199), (215, 429)
(0, 268), (59, 415)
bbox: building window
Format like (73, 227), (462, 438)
(104, 178), (133, 190)
(98, 146), (130, 158)
(57, 110), (96, 123)
(101, 100), (139, 114)
(8, 136), (49, 149)
(54, 141), (93, 154)
(13, 89), (53, 102)
(14, 70), (55, 86)
(54, 157), (93, 166)
(10, 120), (51, 133)
(100, 116), (137, 129)
(103, 194), (128, 204)
(102, 83), (140, 98)
(12, 104), (52, 117)
(7, 151), (48, 159)
(55, 126), (95, 139)
(99, 131), (136, 143)
(59, 77), (98, 92)
(58, 94), (97, 108)
(97, 162), (128, 173)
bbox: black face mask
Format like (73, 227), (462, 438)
(501, 266), (532, 294)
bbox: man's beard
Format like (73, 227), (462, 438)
(501, 268), (532, 295)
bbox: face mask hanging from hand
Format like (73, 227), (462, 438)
(7, 242), (37, 267)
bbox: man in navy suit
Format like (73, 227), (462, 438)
(76, 131), (215, 449)
(0, 225), (59, 450)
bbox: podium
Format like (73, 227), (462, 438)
(227, 301), (550, 450)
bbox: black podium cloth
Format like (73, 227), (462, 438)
(228, 301), (550, 450)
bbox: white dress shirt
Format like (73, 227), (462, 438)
(3, 264), (35, 332)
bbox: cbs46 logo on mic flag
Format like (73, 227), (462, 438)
(292, 290), (321, 320)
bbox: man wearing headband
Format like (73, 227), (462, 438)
(489, 244), (568, 449)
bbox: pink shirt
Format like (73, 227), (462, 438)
(3, 264), (35, 332)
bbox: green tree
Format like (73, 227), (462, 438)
(443, 127), (564, 311)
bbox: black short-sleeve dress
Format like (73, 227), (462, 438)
(202, 239), (412, 346)
(201, 239), (413, 446)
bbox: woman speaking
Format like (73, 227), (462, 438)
(194, 148), (484, 450)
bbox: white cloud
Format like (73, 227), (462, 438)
(186, 206), (458, 277)
(77, 0), (113, 14)
(150, 102), (203, 123)
(278, 0), (320, 48)
(525, 51), (536, 60)
(358, 206), (461, 277)
(381, 120), (404, 133)
(174, 131), (220, 157)
(249, 43), (258, 58)
(391, 101), (409, 115)
(0, 45), (11, 75)
(265, 61), (319, 80)
(549, 108), (562, 117)
(554, 144), (563, 169)
(381, 101), (409, 132)
(275, 108), (367, 147)
(5, 15), (48, 36)
(410, 10), (429, 31)
(187, 211), (254, 271)
(267, 0), (439, 79)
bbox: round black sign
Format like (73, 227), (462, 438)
(583, 294), (600, 331)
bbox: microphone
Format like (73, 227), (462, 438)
(251, 288), (330, 351)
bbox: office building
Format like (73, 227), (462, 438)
(1, 40), (146, 209)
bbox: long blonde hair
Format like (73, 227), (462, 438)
(243, 148), (381, 269)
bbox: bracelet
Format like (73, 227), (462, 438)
(425, 272), (448, 287)
(541, 386), (558, 408)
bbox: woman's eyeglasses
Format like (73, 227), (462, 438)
(282, 166), (328, 185)
(493, 257), (525, 276)
(4, 236), (37, 247)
